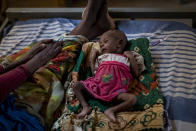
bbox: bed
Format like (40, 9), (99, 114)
(0, 7), (196, 131)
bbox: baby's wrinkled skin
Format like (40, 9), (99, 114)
(74, 30), (139, 122)
(99, 29), (127, 54)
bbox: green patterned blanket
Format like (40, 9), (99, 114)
(52, 38), (164, 131)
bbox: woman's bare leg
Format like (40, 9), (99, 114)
(104, 93), (137, 122)
(96, 0), (115, 30)
(69, 0), (115, 40)
(82, 0), (115, 30)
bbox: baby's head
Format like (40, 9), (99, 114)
(99, 29), (127, 54)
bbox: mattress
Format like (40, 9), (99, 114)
(1, 18), (196, 131)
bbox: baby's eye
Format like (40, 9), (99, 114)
(104, 40), (108, 43)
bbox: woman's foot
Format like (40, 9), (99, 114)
(77, 106), (92, 119)
(69, 0), (115, 40)
(97, 0), (115, 30)
(82, 0), (115, 30)
(104, 108), (117, 123)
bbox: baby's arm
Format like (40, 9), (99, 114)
(90, 48), (99, 75)
(123, 51), (139, 77)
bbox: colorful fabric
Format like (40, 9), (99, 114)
(0, 34), (88, 128)
(0, 64), (31, 103)
(52, 38), (164, 131)
(82, 53), (133, 102)
(0, 95), (44, 131)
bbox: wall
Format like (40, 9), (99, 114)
(6, 0), (83, 7)
(0, 0), (7, 25)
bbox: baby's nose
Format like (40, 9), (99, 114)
(100, 43), (104, 48)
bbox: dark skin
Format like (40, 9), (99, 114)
(4, 0), (115, 75)
(2, 39), (63, 74)
(7, 0), (137, 124)
(69, 0), (115, 40)
(71, 0), (116, 82)
(24, 40), (63, 74)
(90, 30), (139, 77)
(73, 30), (138, 122)
(1, 0), (117, 124)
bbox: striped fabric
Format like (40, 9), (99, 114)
(0, 18), (80, 56)
(119, 21), (196, 131)
(0, 18), (196, 131)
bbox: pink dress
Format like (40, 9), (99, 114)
(82, 53), (133, 102)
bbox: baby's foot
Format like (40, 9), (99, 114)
(77, 106), (92, 119)
(104, 109), (117, 123)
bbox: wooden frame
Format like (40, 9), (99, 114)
(1, 7), (195, 40)
(5, 7), (196, 28)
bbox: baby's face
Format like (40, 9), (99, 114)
(99, 30), (126, 54)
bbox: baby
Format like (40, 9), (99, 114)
(73, 29), (139, 122)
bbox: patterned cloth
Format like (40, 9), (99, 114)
(52, 38), (164, 131)
(82, 53), (133, 101)
(0, 95), (44, 131)
(0, 34), (88, 128)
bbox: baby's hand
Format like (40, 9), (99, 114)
(90, 48), (99, 75)
(72, 71), (79, 83)
(123, 51), (134, 59)
(124, 51), (139, 77)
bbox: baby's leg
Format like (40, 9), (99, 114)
(73, 82), (92, 119)
(104, 93), (137, 122)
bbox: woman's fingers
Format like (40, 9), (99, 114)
(25, 41), (62, 74)
(43, 41), (62, 59)
(55, 46), (62, 54)
(32, 43), (46, 53)
(53, 41), (63, 48)
(40, 39), (54, 44)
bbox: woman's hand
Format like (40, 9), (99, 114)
(19, 39), (54, 64)
(25, 41), (63, 74)
(2, 39), (54, 73)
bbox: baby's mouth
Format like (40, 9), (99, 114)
(101, 48), (107, 53)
